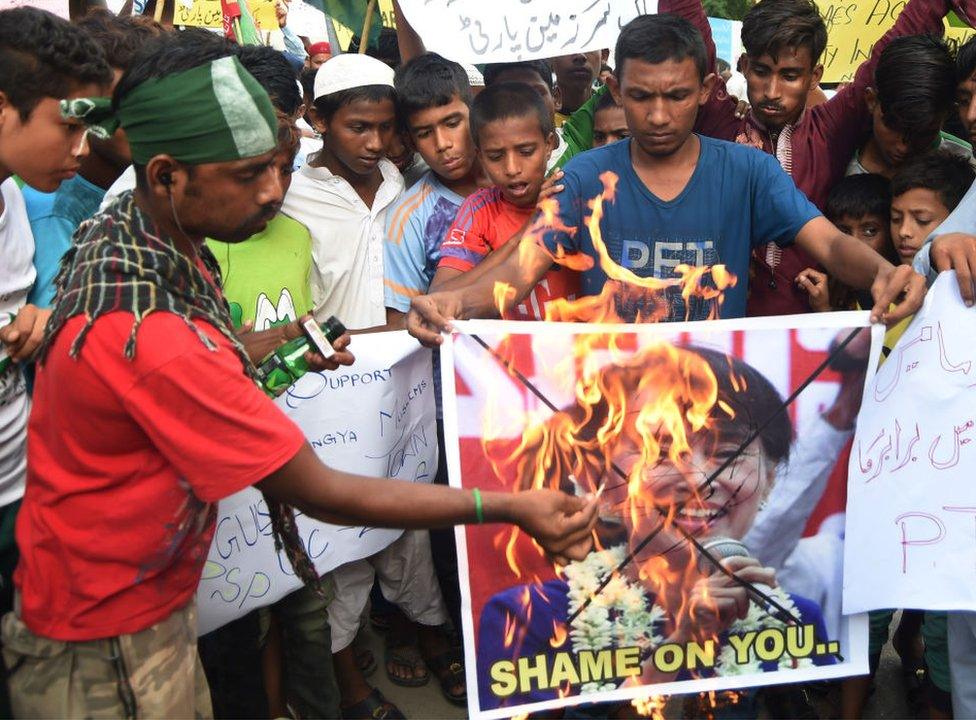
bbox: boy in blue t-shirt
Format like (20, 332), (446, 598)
(407, 13), (926, 339)
(383, 52), (483, 325)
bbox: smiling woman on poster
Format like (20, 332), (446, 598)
(476, 345), (836, 710)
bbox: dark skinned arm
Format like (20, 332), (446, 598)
(257, 443), (599, 562)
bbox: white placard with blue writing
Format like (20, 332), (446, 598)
(197, 331), (437, 635)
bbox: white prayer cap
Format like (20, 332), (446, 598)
(463, 63), (485, 88)
(314, 54), (395, 100)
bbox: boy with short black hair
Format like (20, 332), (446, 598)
(380, 50), (483, 707)
(955, 36), (976, 147)
(822, 173), (896, 310)
(22, 11), (162, 309)
(592, 91), (629, 148)
(850, 35), (970, 178)
(383, 52), (481, 324)
(433, 82), (578, 319)
(890, 150), (976, 265)
(482, 59), (600, 170)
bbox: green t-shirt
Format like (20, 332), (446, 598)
(554, 85), (607, 170)
(206, 212), (314, 330)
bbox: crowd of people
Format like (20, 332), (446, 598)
(2, 0), (976, 717)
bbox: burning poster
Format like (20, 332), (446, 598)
(441, 314), (876, 719)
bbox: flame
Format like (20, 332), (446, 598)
(502, 611), (517, 649)
(478, 171), (749, 667)
(495, 171), (736, 324)
(549, 620), (568, 648)
(632, 694), (667, 718)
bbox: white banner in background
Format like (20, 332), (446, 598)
(845, 272), (976, 613)
(197, 331), (437, 635)
(398, 0), (658, 65)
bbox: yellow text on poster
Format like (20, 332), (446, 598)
(817, 0), (974, 83)
(174, 0), (278, 30)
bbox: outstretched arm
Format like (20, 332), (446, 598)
(796, 216), (926, 323)
(259, 443), (599, 560)
(409, 237), (554, 345)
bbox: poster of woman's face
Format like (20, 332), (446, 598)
(441, 316), (878, 720)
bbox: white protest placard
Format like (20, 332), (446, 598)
(845, 272), (976, 613)
(197, 331), (437, 635)
(0, 0), (67, 16)
(398, 0), (658, 65)
(443, 316), (873, 720)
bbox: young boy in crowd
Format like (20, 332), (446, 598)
(0, 8), (110, 672)
(549, 51), (602, 119)
(891, 152), (975, 267)
(955, 36), (976, 148)
(592, 91), (629, 148)
(380, 50), (484, 707)
(819, 173), (895, 311)
(283, 54), (454, 720)
(482, 60), (600, 170)
(21, 12), (161, 309)
(432, 82), (578, 318)
(849, 35), (971, 178)
(383, 52), (482, 324)
(283, 53), (402, 330)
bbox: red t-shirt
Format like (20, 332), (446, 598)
(438, 187), (579, 321)
(17, 312), (306, 641)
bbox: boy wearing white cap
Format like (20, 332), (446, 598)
(282, 54), (451, 719)
(283, 53), (404, 332)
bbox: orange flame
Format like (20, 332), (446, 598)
(480, 171), (745, 659)
(631, 694), (667, 719)
(549, 620), (568, 648)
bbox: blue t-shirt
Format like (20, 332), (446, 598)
(541, 136), (821, 320)
(383, 171), (465, 313)
(22, 174), (105, 308)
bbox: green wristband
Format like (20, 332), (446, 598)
(473, 488), (484, 524)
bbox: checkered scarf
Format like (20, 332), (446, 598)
(40, 190), (325, 597)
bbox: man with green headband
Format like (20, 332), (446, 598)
(2, 31), (599, 719)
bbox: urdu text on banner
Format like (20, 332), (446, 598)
(845, 272), (976, 614)
(397, 0), (659, 65)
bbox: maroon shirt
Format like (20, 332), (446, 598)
(664, 0), (956, 316)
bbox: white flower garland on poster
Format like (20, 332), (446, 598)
(564, 545), (814, 687)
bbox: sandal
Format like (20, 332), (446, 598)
(384, 641), (430, 687)
(340, 688), (405, 720)
(425, 649), (467, 707)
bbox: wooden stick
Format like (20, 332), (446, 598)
(152, 0), (165, 22)
(358, 0), (377, 54)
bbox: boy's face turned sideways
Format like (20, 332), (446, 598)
(320, 97), (396, 179)
(890, 188), (950, 264)
(477, 115), (554, 208)
(834, 212), (890, 258)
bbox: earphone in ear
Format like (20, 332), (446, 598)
(160, 172), (173, 187)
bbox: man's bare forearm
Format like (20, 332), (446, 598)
(258, 444), (516, 529)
